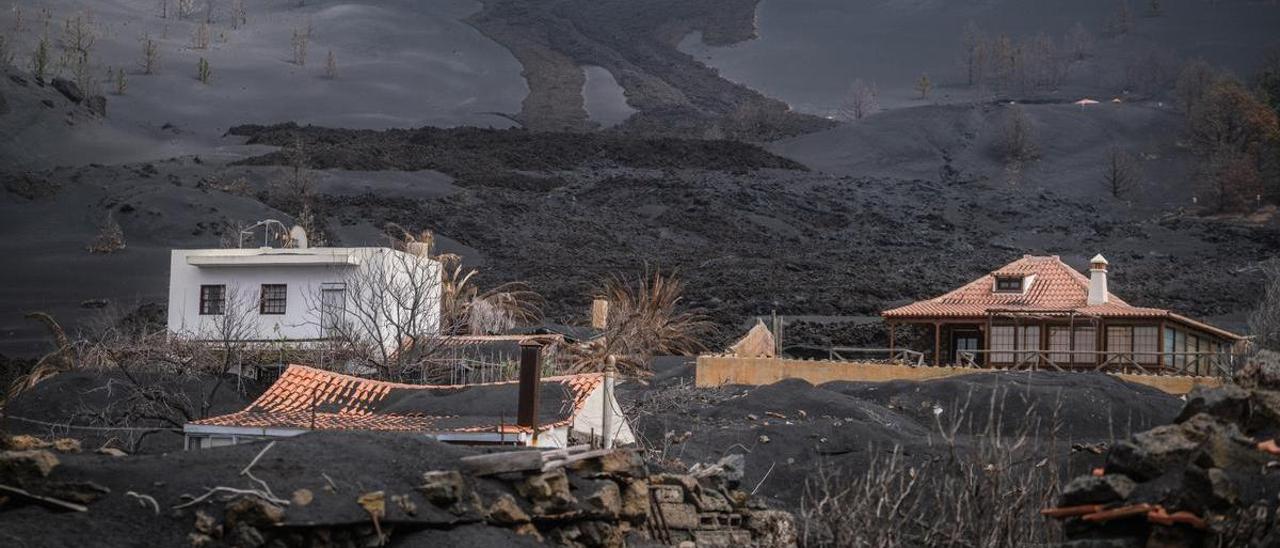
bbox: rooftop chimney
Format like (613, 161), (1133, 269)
(1088, 254), (1109, 306)
(591, 298), (609, 330)
(516, 340), (543, 432)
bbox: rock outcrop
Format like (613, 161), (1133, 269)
(1046, 352), (1280, 546)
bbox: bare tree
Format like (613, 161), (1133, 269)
(231, 0), (247, 29)
(309, 247), (446, 380)
(1102, 145), (1143, 198)
(960, 21), (985, 86)
(324, 49), (337, 79)
(141, 34), (159, 74)
(840, 79), (879, 121)
(197, 56), (210, 84)
(290, 23), (311, 66)
(192, 21), (210, 49)
(1174, 59), (1220, 115)
(1064, 22), (1094, 62)
(1250, 260), (1280, 352)
(1106, 0), (1134, 37)
(1000, 105), (1039, 163)
(88, 212), (126, 253)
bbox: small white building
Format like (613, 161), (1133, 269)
(167, 244), (441, 352)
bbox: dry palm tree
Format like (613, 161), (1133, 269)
(567, 269), (714, 376)
(6, 313), (78, 400)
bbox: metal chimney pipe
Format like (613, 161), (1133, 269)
(517, 340), (543, 431)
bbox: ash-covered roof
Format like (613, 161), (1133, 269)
(192, 365), (603, 434)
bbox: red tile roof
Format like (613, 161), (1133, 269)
(192, 365), (604, 434)
(881, 255), (1241, 340)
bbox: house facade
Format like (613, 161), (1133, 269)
(166, 245), (441, 352)
(881, 255), (1245, 375)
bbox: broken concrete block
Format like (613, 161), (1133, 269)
(657, 502), (698, 530)
(652, 483), (684, 504)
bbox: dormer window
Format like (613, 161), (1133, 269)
(995, 276), (1024, 293)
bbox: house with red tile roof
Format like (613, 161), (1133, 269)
(184, 364), (634, 449)
(881, 255), (1245, 374)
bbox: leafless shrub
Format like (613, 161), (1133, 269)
(999, 105), (1039, 163)
(1175, 59), (1221, 115)
(140, 34), (159, 74)
(112, 67), (126, 95)
(177, 0), (196, 20)
(799, 389), (1066, 547)
(61, 12), (96, 57)
(12, 4), (23, 32)
(324, 49), (336, 79)
(290, 23), (310, 66)
(31, 30), (50, 82)
(840, 79), (878, 121)
(914, 73), (932, 99)
(197, 56), (210, 83)
(88, 212), (126, 254)
(1103, 145), (1142, 199)
(1249, 260), (1280, 353)
(192, 21), (210, 50)
(231, 0), (247, 29)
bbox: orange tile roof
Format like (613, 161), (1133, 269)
(193, 365), (604, 434)
(881, 255), (1241, 339)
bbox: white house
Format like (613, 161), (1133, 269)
(166, 244), (441, 352)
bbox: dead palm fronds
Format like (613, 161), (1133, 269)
(437, 252), (543, 335)
(568, 269), (714, 376)
(7, 313), (77, 400)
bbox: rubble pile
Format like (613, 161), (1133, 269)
(1045, 353), (1280, 546)
(0, 432), (794, 548)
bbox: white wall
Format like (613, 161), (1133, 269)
(167, 248), (441, 350)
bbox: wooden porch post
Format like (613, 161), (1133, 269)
(933, 322), (942, 367)
(1096, 319), (1105, 368)
(1039, 320), (1049, 369)
(984, 314), (992, 368)
(1158, 319), (1167, 371)
(887, 321), (896, 360)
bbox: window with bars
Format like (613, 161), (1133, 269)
(259, 284), (287, 315)
(199, 285), (225, 315)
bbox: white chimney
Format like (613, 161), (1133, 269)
(1088, 254), (1109, 306)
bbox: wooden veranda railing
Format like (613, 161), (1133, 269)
(955, 349), (1239, 377)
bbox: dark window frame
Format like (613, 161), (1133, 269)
(199, 284), (226, 315)
(259, 284), (288, 315)
(994, 277), (1023, 292)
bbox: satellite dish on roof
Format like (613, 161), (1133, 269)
(289, 225), (308, 249)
